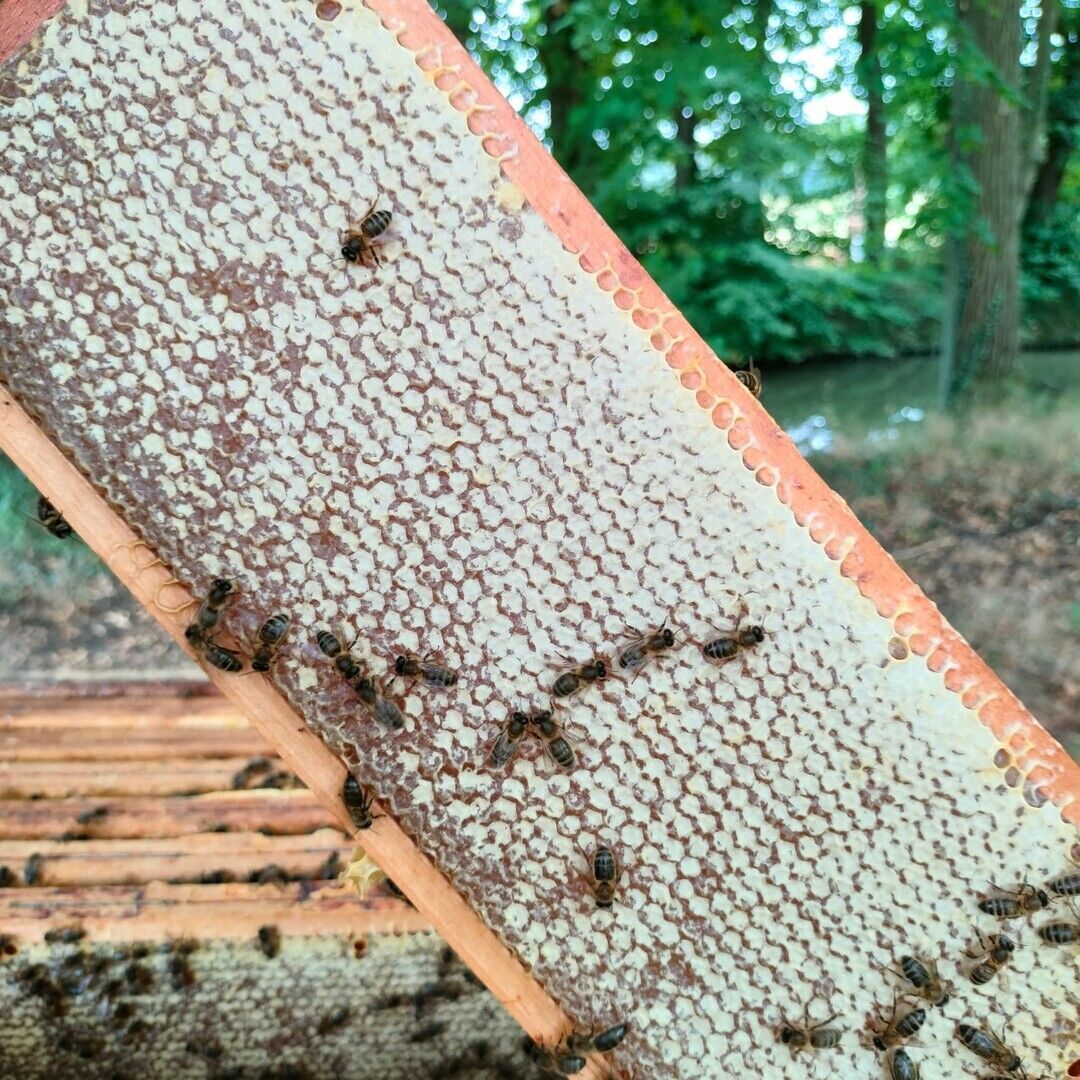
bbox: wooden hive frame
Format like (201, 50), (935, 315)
(0, 687), (544, 1077)
(0, 1), (1078, 1076)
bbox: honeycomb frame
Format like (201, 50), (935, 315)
(1, 1), (1078, 1076)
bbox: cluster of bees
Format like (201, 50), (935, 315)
(776, 860), (1080, 1077)
(179, 567), (761, 1072)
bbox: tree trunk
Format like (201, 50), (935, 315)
(674, 107), (697, 191)
(1024, 21), (1080, 229)
(857, 1), (887, 264)
(946, 0), (1023, 404)
(1018, 0), (1058, 217)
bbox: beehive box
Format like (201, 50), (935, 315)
(0, 1), (1078, 1077)
(0, 686), (531, 1079)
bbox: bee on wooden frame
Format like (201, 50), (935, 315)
(185, 624), (244, 673)
(522, 1038), (586, 1077)
(257, 925), (281, 959)
(564, 1021), (629, 1054)
(338, 201), (393, 271)
(30, 496), (74, 539)
(192, 578), (237, 632)
(735, 358), (763, 398)
(342, 774), (380, 831)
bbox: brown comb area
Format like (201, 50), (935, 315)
(0, 2), (1077, 1075)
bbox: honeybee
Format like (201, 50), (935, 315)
(371, 692), (405, 731)
(551, 657), (607, 702)
(889, 1048), (920, 1080)
(248, 613), (290, 673)
(349, 672), (405, 731)
(871, 995), (926, 1051)
(580, 842), (620, 909)
(185, 624), (244, 673)
(317, 1006), (351, 1035)
(193, 578), (236, 632)
(339, 202), (392, 270)
(616, 616), (680, 678)
(896, 954), (951, 1007)
(523, 1039), (586, 1077)
(955, 1023), (1023, 1074)
(978, 881), (1052, 919)
(777, 1009), (841, 1056)
(43, 926), (85, 945)
(564, 1021), (629, 1054)
(167, 953), (195, 990)
(531, 710), (576, 770)
(24, 852), (43, 885)
(231, 756), (273, 790)
(342, 774), (380, 830)
(966, 930), (1016, 985)
(33, 496), (74, 539)
(487, 711), (530, 768)
(735, 358), (762, 398)
(1047, 867), (1080, 897)
(256, 925), (281, 959)
(700, 620), (765, 665)
(1037, 898), (1080, 944)
(316, 628), (363, 680)
(393, 653), (457, 691)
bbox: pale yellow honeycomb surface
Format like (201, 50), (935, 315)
(0, 929), (530, 1078)
(0, 2), (1077, 1076)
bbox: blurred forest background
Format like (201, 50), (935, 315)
(0, 0), (1077, 755)
(438, 0), (1080, 383)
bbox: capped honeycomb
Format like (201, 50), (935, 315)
(0, 1), (1077, 1076)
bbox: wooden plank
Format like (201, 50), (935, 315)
(0, 828), (350, 887)
(0, 882), (428, 942)
(0, 725), (270, 761)
(0, 757), (267, 798)
(0, 693), (249, 731)
(0, 679), (215, 701)
(0, 790), (336, 840)
(0, 0), (65, 67)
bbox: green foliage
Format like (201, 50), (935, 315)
(440, 0), (1080, 363)
(1023, 205), (1080, 308)
(0, 455), (103, 611)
